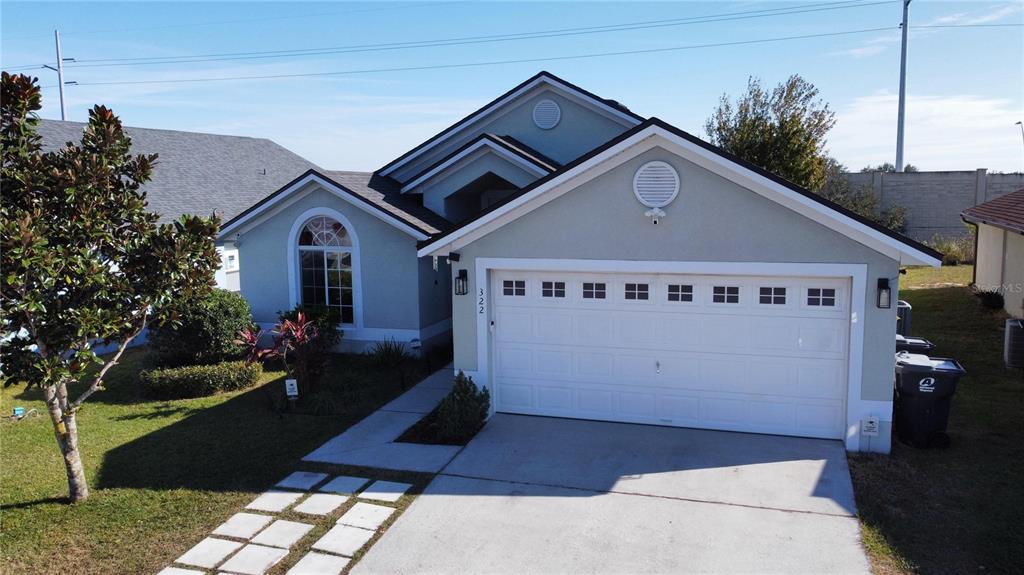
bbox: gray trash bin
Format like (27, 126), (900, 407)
(894, 352), (965, 448)
(895, 334), (935, 354)
(896, 300), (912, 336)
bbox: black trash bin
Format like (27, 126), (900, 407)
(894, 352), (965, 448)
(895, 334), (935, 354)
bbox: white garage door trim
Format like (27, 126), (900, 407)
(472, 258), (869, 451)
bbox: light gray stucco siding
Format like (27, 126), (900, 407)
(390, 89), (632, 183)
(448, 146), (900, 449)
(234, 185), (423, 334)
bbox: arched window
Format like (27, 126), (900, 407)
(297, 216), (355, 324)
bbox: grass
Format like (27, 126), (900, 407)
(849, 265), (1023, 574)
(0, 349), (439, 574)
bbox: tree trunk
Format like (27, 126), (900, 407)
(43, 382), (90, 502)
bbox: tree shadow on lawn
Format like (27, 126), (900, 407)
(96, 360), (413, 494)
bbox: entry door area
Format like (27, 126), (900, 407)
(490, 270), (850, 439)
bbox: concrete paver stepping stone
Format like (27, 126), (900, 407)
(175, 537), (243, 569)
(250, 519), (314, 548)
(286, 551), (350, 575)
(293, 493), (348, 516)
(217, 543), (288, 575)
(359, 480), (412, 503)
(275, 471), (328, 491)
(212, 512), (274, 539)
(337, 502), (396, 531)
(245, 490), (304, 512)
(157, 568), (206, 575)
(318, 475), (369, 495)
(311, 524), (375, 557)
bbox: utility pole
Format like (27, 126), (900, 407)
(895, 0), (911, 173)
(42, 30), (75, 120)
(1017, 121), (1024, 171)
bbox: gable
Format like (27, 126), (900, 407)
(418, 120), (941, 267)
(380, 72), (642, 183)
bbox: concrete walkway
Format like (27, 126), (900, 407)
(303, 367), (461, 473)
(353, 414), (871, 575)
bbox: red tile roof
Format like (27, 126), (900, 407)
(962, 188), (1024, 233)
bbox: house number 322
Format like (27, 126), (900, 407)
(479, 288), (485, 314)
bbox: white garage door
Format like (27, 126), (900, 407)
(491, 271), (850, 439)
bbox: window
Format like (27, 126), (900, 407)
(298, 216), (354, 324)
(759, 287), (786, 305)
(582, 282), (606, 299)
(712, 286), (739, 304)
(667, 284), (693, 302)
(542, 281), (565, 298)
(624, 283), (649, 300)
(503, 280), (526, 296)
(225, 254), (237, 270)
(807, 288), (837, 307)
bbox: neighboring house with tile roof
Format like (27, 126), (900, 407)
(220, 71), (941, 455)
(963, 188), (1024, 317)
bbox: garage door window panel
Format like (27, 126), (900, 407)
(624, 283), (649, 301)
(503, 280), (526, 296)
(807, 287), (837, 307)
(582, 282), (606, 299)
(716, 284), (741, 302)
(759, 286), (787, 305)
(667, 284), (694, 302)
(542, 281), (566, 298)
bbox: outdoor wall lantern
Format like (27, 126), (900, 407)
(455, 269), (469, 296)
(877, 278), (892, 309)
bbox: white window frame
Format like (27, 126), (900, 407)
(286, 207), (362, 329)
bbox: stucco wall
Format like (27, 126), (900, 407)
(419, 151), (538, 217)
(389, 88), (633, 183)
(449, 146), (901, 451)
(233, 184), (425, 334)
(977, 223), (1024, 318)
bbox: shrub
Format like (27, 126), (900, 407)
(435, 371), (490, 443)
(369, 338), (412, 368)
(139, 360), (262, 400)
(976, 290), (1005, 310)
(149, 289), (252, 367)
(927, 234), (975, 266)
(278, 304), (342, 349)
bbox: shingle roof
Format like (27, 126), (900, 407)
(962, 189), (1024, 233)
(36, 119), (316, 224)
(319, 170), (449, 234)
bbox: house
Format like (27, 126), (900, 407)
(963, 189), (1024, 317)
(220, 71), (941, 453)
(36, 119), (317, 292)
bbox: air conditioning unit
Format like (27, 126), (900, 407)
(1006, 319), (1024, 369)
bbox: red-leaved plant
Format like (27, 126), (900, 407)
(237, 312), (326, 397)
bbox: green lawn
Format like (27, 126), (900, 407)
(0, 350), (439, 574)
(849, 265), (1023, 574)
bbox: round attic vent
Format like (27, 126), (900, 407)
(532, 99), (561, 129)
(633, 161), (680, 208)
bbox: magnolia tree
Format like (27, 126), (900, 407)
(0, 72), (221, 502)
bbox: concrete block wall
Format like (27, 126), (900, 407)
(840, 169), (1024, 241)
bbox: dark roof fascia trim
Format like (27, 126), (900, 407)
(400, 133), (555, 193)
(419, 117), (942, 262)
(377, 71), (645, 177)
(961, 213), (1024, 235)
(220, 168), (434, 237)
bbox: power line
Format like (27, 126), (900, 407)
(911, 23), (1024, 28)
(69, 26), (899, 88)
(56, 0), (892, 69)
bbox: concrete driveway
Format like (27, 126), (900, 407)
(354, 414), (871, 575)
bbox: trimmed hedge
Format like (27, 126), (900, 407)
(139, 360), (262, 400)
(149, 289), (252, 368)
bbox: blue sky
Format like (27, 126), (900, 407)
(2, 1), (1022, 172)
